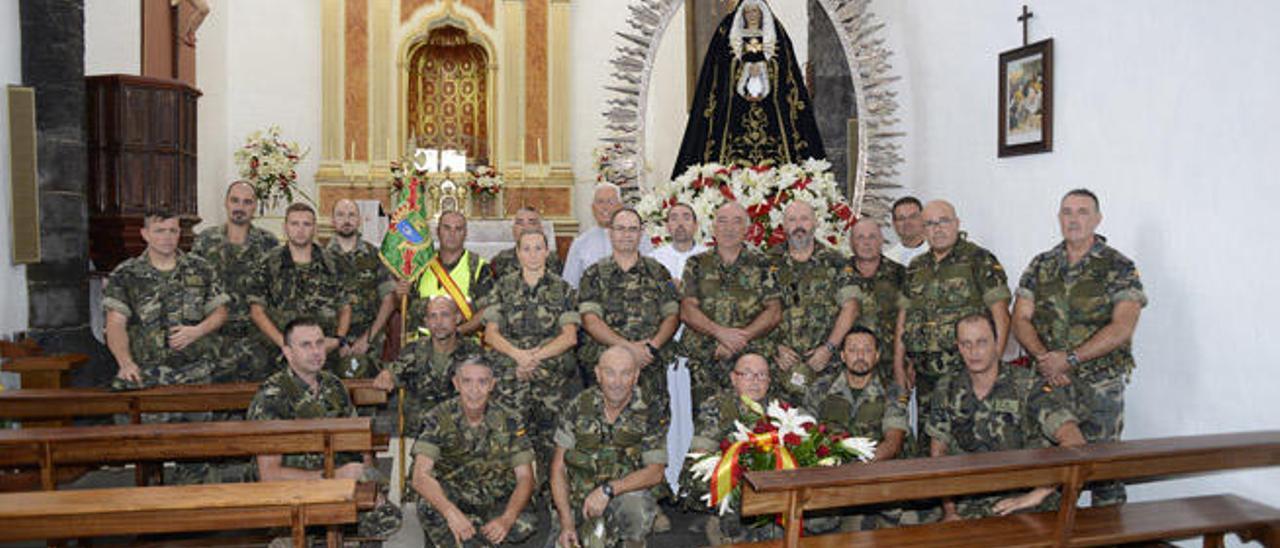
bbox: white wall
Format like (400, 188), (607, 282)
(84, 0), (140, 75)
(0, 0), (30, 337)
(195, 0), (323, 232)
(881, 0), (1280, 517)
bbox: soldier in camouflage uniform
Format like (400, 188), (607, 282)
(849, 219), (906, 380)
(247, 318), (402, 539)
(806, 327), (928, 530)
(681, 202), (781, 407)
(481, 230), (580, 481)
(769, 201), (858, 399)
(485, 206), (564, 283)
(411, 356), (538, 547)
(551, 346), (667, 548)
(895, 200), (1011, 455)
(1012, 189), (1146, 507)
(104, 209), (229, 391)
(374, 295), (482, 436)
(248, 203), (353, 378)
(192, 181), (280, 382)
(328, 199), (397, 379)
(927, 315), (1086, 521)
(579, 208), (681, 413)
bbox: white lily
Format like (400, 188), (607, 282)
(839, 436), (878, 462)
(687, 452), (721, 484)
(767, 400), (818, 441)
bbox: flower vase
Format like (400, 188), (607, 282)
(472, 191), (500, 218)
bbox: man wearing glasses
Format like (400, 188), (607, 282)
(893, 200), (1011, 456)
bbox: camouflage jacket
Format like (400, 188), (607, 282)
(247, 244), (350, 338)
(481, 270), (580, 376)
(411, 250), (492, 334)
(385, 336), (483, 434)
(412, 397), (535, 510)
(247, 368), (361, 469)
(851, 255), (906, 370)
(901, 236), (1011, 359)
(1017, 237), (1147, 379)
(680, 247), (781, 362)
(770, 244), (857, 353)
(577, 256), (681, 366)
(486, 246), (565, 289)
(554, 386), (667, 510)
(925, 364), (1077, 455)
(805, 371), (909, 442)
(325, 237), (394, 337)
(102, 251), (229, 385)
(688, 389), (795, 454)
(191, 223), (279, 337)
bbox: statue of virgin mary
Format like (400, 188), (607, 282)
(671, 0), (825, 178)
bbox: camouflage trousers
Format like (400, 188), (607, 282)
(110, 363), (212, 391)
(493, 355), (576, 490)
(907, 350), (964, 456)
(328, 331), (385, 379)
(1065, 370), (1127, 506)
(687, 357), (733, 414)
(836, 500), (942, 531)
(220, 337), (283, 383)
(552, 490), (657, 547)
(418, 499), (537, 547)
(957, 490), (1061, 519)
(705, 513), (839, 545)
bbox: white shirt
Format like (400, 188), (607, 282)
(651, 242), (709, 282)
(561, 225), (654, 288)
(885, 240), (930, 267)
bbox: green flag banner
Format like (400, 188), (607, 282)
(379, 177), (435, 281)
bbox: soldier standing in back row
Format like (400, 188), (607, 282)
(769, 201), (858, 398)
(895, 200), (1011, 455)
(248, 203), (353, 376)
(327, 199), (397, 378)
(1012, 189), (1146, 507)
(579, 208), (681, 411)
(848, 219), (906, 381)
(192, 180), (279, 382)
(104, 208), (228, 390)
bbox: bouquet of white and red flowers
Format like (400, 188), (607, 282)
(686, 397), (876, 515)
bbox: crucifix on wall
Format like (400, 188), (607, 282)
(998, 4), (1054, 157)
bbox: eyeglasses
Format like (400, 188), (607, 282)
(923, 218), (955, 229)
(732, 370), (768, 381)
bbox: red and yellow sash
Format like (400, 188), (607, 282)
(710, 430), (798, 509)
(427, 256), (474, 320)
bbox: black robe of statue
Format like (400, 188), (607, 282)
(671, 6), (826, 179)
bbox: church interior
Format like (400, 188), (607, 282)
(1, 0), (1279, 546)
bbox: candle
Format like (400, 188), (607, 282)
(537, 138), (544, 169)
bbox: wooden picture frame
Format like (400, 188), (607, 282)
(999, 38), (1053, 157)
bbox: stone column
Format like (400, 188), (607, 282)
(20, 0), (112, 385)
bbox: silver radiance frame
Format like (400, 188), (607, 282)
(600, 0), (903, 220)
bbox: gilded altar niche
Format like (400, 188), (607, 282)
(406, 25), (489, 165)
(315, 0), (578, 242)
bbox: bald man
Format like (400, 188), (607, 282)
(680, 201), (781, 407)
(894, 200), (1011, 455)
(849, 219), (907, 380)
(326, 199), (397, 378)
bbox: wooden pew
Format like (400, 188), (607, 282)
(0, 478), (358, 547)
(0, 417), (374, 490)
(0, 378), (387, 423)
(735, 430), (1280, 547)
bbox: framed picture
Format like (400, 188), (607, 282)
(999, 38), (1053, 157)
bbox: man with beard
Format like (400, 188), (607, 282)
(849, 219), (906, 381)
(326, 199), (397, 378)
(551, 346), (667, 548)
(410, 356), (538, 547)
(680, 201), (781, 406)
(248, 203), (353, 374)
(894, 200), (1011, 455)
(769, 201), (858, 398)
(192, 180), (280, 381)
(650, 203), (707, 289)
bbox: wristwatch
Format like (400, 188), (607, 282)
(644, 342), (658, 354)
(338, 335), (352, 348)
(824, 341), (839, 354)
(1066, 351), (1080, 368)
(600, 482), (615, 499)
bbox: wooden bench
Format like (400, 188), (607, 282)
(0, 417), (375, 490)
(735, 431), (1280, 547)
(0, 378), (386, 424)
(0, 478), (358, 547)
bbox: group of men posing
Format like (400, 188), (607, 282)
(102, 180), (1144, 547)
